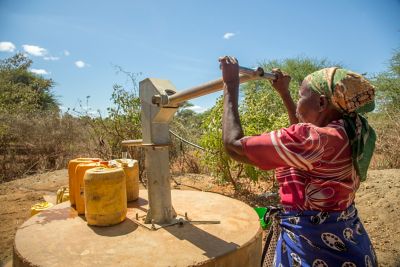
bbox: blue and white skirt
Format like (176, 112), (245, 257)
(272, 204), (378, 267)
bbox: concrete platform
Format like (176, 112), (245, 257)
(13, 190), (262, 267)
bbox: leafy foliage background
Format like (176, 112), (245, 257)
(1, 50), (399, 187)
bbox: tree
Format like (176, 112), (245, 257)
(0, 53), (58, 113)
(75, 70), (143, 160)
(373, 48), (400, 113)
(0, 54), (93, 182)
(369, 48), (400, 169)
(169, 102), (207, 174)
(200, 57), (338, 188)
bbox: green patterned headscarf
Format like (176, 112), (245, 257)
(304, 67), (376, 181)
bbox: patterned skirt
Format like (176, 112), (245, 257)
(268, 204), (378, 267)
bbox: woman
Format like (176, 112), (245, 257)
(220, 56), (377, 267)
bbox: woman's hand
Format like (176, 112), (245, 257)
(271, 68), (298, 124)
(271, 68), (292, 96)
(219, 56), (239, 86)
(219, 56), (254, 165)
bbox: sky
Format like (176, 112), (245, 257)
(0, 0), (399, 115)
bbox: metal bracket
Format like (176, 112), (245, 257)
(152, 94), (169, 106)
(132, 212), (220, 231)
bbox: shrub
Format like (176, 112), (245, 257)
(369, 48), (400, 169)
(0, 111), (97, 182)
(199, 57), (337, 189)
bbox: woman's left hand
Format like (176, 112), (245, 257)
(271, 68), (292, 96)
(219, 56), (239, 85)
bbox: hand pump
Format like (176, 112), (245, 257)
(122, 65), (276, 225)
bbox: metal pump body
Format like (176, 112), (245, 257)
(123, 66), (276, 225)
(139, 78), (178, 224)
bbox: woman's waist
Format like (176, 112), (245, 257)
(277, 174), (358, 211)
(277, 203), (359, 225)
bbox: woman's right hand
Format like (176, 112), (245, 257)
(271, 68), (291, 95)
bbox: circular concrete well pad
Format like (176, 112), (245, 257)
(14, 190), (262, 267)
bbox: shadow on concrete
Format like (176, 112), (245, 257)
(127, 197), (148, 213)
(165, 222), (239, 258)
(88, 218), (138, 237)
(20, 206), (81, 228)
(17, 205), (80, 230)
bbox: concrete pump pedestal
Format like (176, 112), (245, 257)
(13, 190), (262, 267)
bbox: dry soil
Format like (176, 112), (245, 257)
(0, 169), (399, 266)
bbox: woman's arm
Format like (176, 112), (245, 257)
(271, 69), (298, 125)
(220, 56), (254, 164)
(220, 58), (298, 164)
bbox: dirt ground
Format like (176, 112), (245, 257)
(0, 169), (399, 266)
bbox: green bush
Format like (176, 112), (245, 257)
(200, 57), (337, 188)
(0, 54), (92, 182)
(369, 48), (400, 169)
(0, 54), (58, 113)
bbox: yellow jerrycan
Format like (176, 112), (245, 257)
(115, 159), (139, 202)
(31, 202), (54, 216)
(56, 186), (70, 204)
(84, 167), (127, 226)
(67, 158), (101, 206)
(75, 162), (107, 215)
(122, 159), (139, 202)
